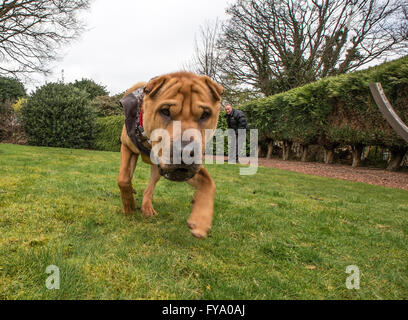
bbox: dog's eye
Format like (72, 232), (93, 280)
(200, 111), (211, 121)
(159, 108), (171, 118)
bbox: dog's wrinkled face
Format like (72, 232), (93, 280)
(142, 72), (224, 181)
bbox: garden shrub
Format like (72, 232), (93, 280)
(0, 77), (26, 103)
(12, 97), (27, 116)
(0, 100), (27, 144)
(72, 78), (108, 100)
(0, 100), (13, 141)
(93, 115), (124, 152)
(0, 77), (26, 141)
(21, 82), (96, 149)
(90, 95), (123, 117)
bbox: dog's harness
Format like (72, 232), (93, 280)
(120, 88), (152, 156)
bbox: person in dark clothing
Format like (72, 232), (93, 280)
(225, 104), (249, 162)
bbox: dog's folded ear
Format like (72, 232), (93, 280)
(144, 75), (169, 98)
(200, 76), (224, 102)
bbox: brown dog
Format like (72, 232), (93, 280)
(117, 72), (224, 238)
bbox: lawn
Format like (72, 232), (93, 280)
(0, 143), (407, 299)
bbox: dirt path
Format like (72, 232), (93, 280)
(256, 158), (408, 191)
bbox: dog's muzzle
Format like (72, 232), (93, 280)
(156, 139), (202, 181)
(158, 163), (200, 181)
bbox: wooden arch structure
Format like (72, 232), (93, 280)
(369, 83), (408, 143)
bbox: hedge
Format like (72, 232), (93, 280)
(240, 55), (408, 168)
(72, 79), (108, 100)
(93, 115), (124, 152)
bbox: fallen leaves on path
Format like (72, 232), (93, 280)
(257, 158), (408, 191)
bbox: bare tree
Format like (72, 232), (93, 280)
(218, 0), (408, 96)
(0, 0), (90, 78)
(185, 19), (261, 105)
(184, 19), (222, 80)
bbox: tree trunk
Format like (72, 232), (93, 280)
(323, 147), (334, 164)
(282, 141), (292, 161)
(258, 143), (263, 158)
(300, 144), (309, 162)
(351, 144), (364, 168)
(266, 140), (273, 159)
(362, 146), (370, 160)
(387, 148), (407, 171)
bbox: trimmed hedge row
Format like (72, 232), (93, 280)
(240, 56), (408, 169)
(93, 115), (124, 152)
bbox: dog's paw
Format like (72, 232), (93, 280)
(122, 207), (132, 215)
(141, 205), (157, 217)
(187, 220), (210, 239)
(122, 199), (135, 215)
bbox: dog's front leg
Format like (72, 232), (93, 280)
(141, 164), (161, 217)
(118, 144), (138, 215)
(186, 167), (215, 239)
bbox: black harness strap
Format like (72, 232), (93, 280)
(120, 88), (152, 156)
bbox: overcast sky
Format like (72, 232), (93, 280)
(36, 0), (230, 95)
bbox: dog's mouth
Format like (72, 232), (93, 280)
(158, 165), (199, 182)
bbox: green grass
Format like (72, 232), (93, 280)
(0, 143), (407, 299)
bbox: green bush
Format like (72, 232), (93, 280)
(0, 100), (27, 144)
(93, 115), (124, 152)
(90, 95), (123, 117)
(0, 100), (13, 141)
(72, 78), (108, 100)
(0, 77), (26, 103)
(21, 83), (96, 149)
